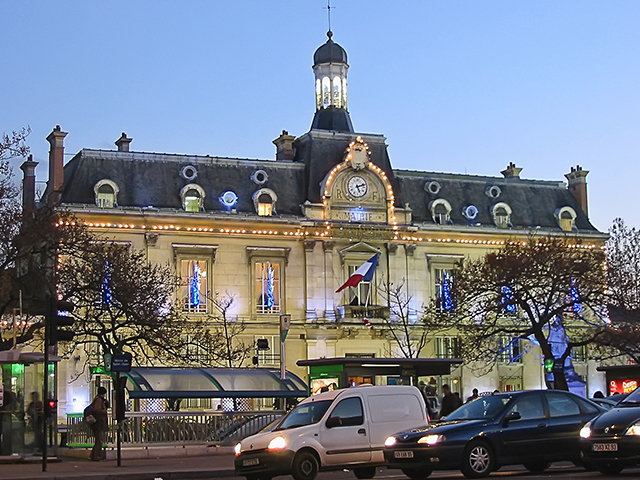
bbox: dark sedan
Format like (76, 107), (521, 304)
(579, 387), (640, 474)
(384, 389), (605, 479)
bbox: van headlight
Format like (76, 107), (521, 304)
(384, 436), (397, 447)
(417, 434), (444, 445)
(626, 422), (640, 436)
(579, 422), (592, 439)
(268, 436), (287, 450)
(234, 442), (242, 456)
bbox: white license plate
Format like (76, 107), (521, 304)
(243, 458), (260, 466)
(394, 451), (414, 459)
(593, 443), (618, 452)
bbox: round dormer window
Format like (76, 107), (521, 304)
(486, 185), (502, 199)
(251, 169), (269, 185)
(425, 180), (441, 195)
(220, 190), (238, 208)
(180, 165), (198, 181)
(463, 205), (479, 220)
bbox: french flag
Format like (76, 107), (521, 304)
(336, 254), (380, 293)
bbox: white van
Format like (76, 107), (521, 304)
(234, 385), (428, 480)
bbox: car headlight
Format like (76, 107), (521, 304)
(384, 436), (397, 447)
(417, 434), (445, 445)
(579, 421), (592, 439)
(626, 422), (640, 436)
(268, 436), (287, 450)
(234, 442), (242, 456)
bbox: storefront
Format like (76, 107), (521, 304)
(596, 365), (640, 396)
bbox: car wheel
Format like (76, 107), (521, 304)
(353, 467), (377, 479)
(523, 461), (550, 474)
(461, 440), (494, 478)
(596, 462), (624, 475)
(401, 467), (433, 479)
(292, 451), (320, 480)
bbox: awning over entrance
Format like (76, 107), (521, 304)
(121, 367), (308, 399)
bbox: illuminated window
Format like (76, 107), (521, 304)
(435, 268), (454, 311)
(555, 206), (577, 232)
(343, 262), (377, 306)
(180, 184), (205, 212)
(255, 262), (281, 314)
(435, 337), (459, 358)
(333, 76), (342, 108)
(322, 77), (331, 108)
(491, 202), (512, 228)
(316, 79), (322, 109)
(94, 179), (119, 208)
(180, 259), (208, 313)
(430, 199), (452, 225)
(342, 78), (348, 108)
(253, 188), (277, 216)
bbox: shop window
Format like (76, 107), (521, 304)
(255, 261), (281, 314)
(94, 179), (119, 208)
(180, 259), (208, 313)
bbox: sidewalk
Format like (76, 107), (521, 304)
(0, 448), (236, 480)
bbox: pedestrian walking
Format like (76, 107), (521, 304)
(439, 384), (460, 418)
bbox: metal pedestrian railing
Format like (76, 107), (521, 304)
(66, 410), (284, 448)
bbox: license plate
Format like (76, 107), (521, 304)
(394, 451), (414, 459)
(593, 443), (618, 452)
(243, 458), (260, 466)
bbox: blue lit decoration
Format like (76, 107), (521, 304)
(102, 261), (112, 306)
(219, 190), (238, 209)
(265, 265), (275, 309)
(190, 262), (201, 307)
(441, 272), (454, 311)
(570, 278), (582, 313)
(501, 285), (516, 313)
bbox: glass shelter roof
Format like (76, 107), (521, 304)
(122, 367), (308, 399)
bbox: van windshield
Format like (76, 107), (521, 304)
(277, 400), (333, 430)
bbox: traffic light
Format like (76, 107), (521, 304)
(45, 399), (57, 418)
(48, 297), (75, 345)
(544, 358), (554, 373)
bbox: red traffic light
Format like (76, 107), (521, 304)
(45, 399), (58, 417)
(48, 400), (57, 409)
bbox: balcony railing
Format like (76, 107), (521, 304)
(337, 305), (389, 320)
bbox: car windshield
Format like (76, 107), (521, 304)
(619, 389), (640, 405)
(276, 400), (333, 430)
(443, 395), (512, 421)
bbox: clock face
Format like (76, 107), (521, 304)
(347, 175), (368, 198)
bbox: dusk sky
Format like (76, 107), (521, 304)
(3, 1), (639, 231)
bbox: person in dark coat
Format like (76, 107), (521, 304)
(26, 392), (44, 454)
(89, 387), (108, 461)
(439, 384), (460, 419)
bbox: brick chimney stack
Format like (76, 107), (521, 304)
(115, 132), (132, 152)
(501, 162), (522, 179)
(272, 130), (295, 161)
(46, 125), (67, 206)
(20, 154), (39, 212)
(565, 165), (589, 216)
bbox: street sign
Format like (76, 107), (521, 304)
(110, 353), (133, 373)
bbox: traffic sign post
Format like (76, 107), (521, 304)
(279, 315), (291, 381)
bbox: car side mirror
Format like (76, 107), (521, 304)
(502, 411), (521, 426)
(326, 416), (341, 428)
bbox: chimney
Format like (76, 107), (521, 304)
(272, 130), (295, 161)
(20, 154), (39, 212)
(565, 165), (589, 216)
(501, 162), (522, 179)
(115, 132), (132, 152)
(46, 125), (68, 206)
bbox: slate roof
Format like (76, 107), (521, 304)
(58, 131), (599, 234)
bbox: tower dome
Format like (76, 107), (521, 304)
(313, 31), (348, 66)
(311, 31), (354, 133)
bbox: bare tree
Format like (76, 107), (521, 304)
(205, 293), (253, 367)
(1, 127), (30, 161)
(423, 236), (608, 390)
(378, 280), (429, 358)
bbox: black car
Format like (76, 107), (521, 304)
(579, 387), (640, 474)
(384, 389), (605, 478)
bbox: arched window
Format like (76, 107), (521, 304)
(253, 188), (278, 216)
(491, 202), (512, 228)
(93, 179), (119, 208)
(315, 79), (322, 109)
(180, 184), (206, 212)
(555, 206), (577, 231)
(333, 76), (342, 108)
(429, 199), (452, 225)
(342, 78), (348, 108)
(322, 77), (331, 108)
